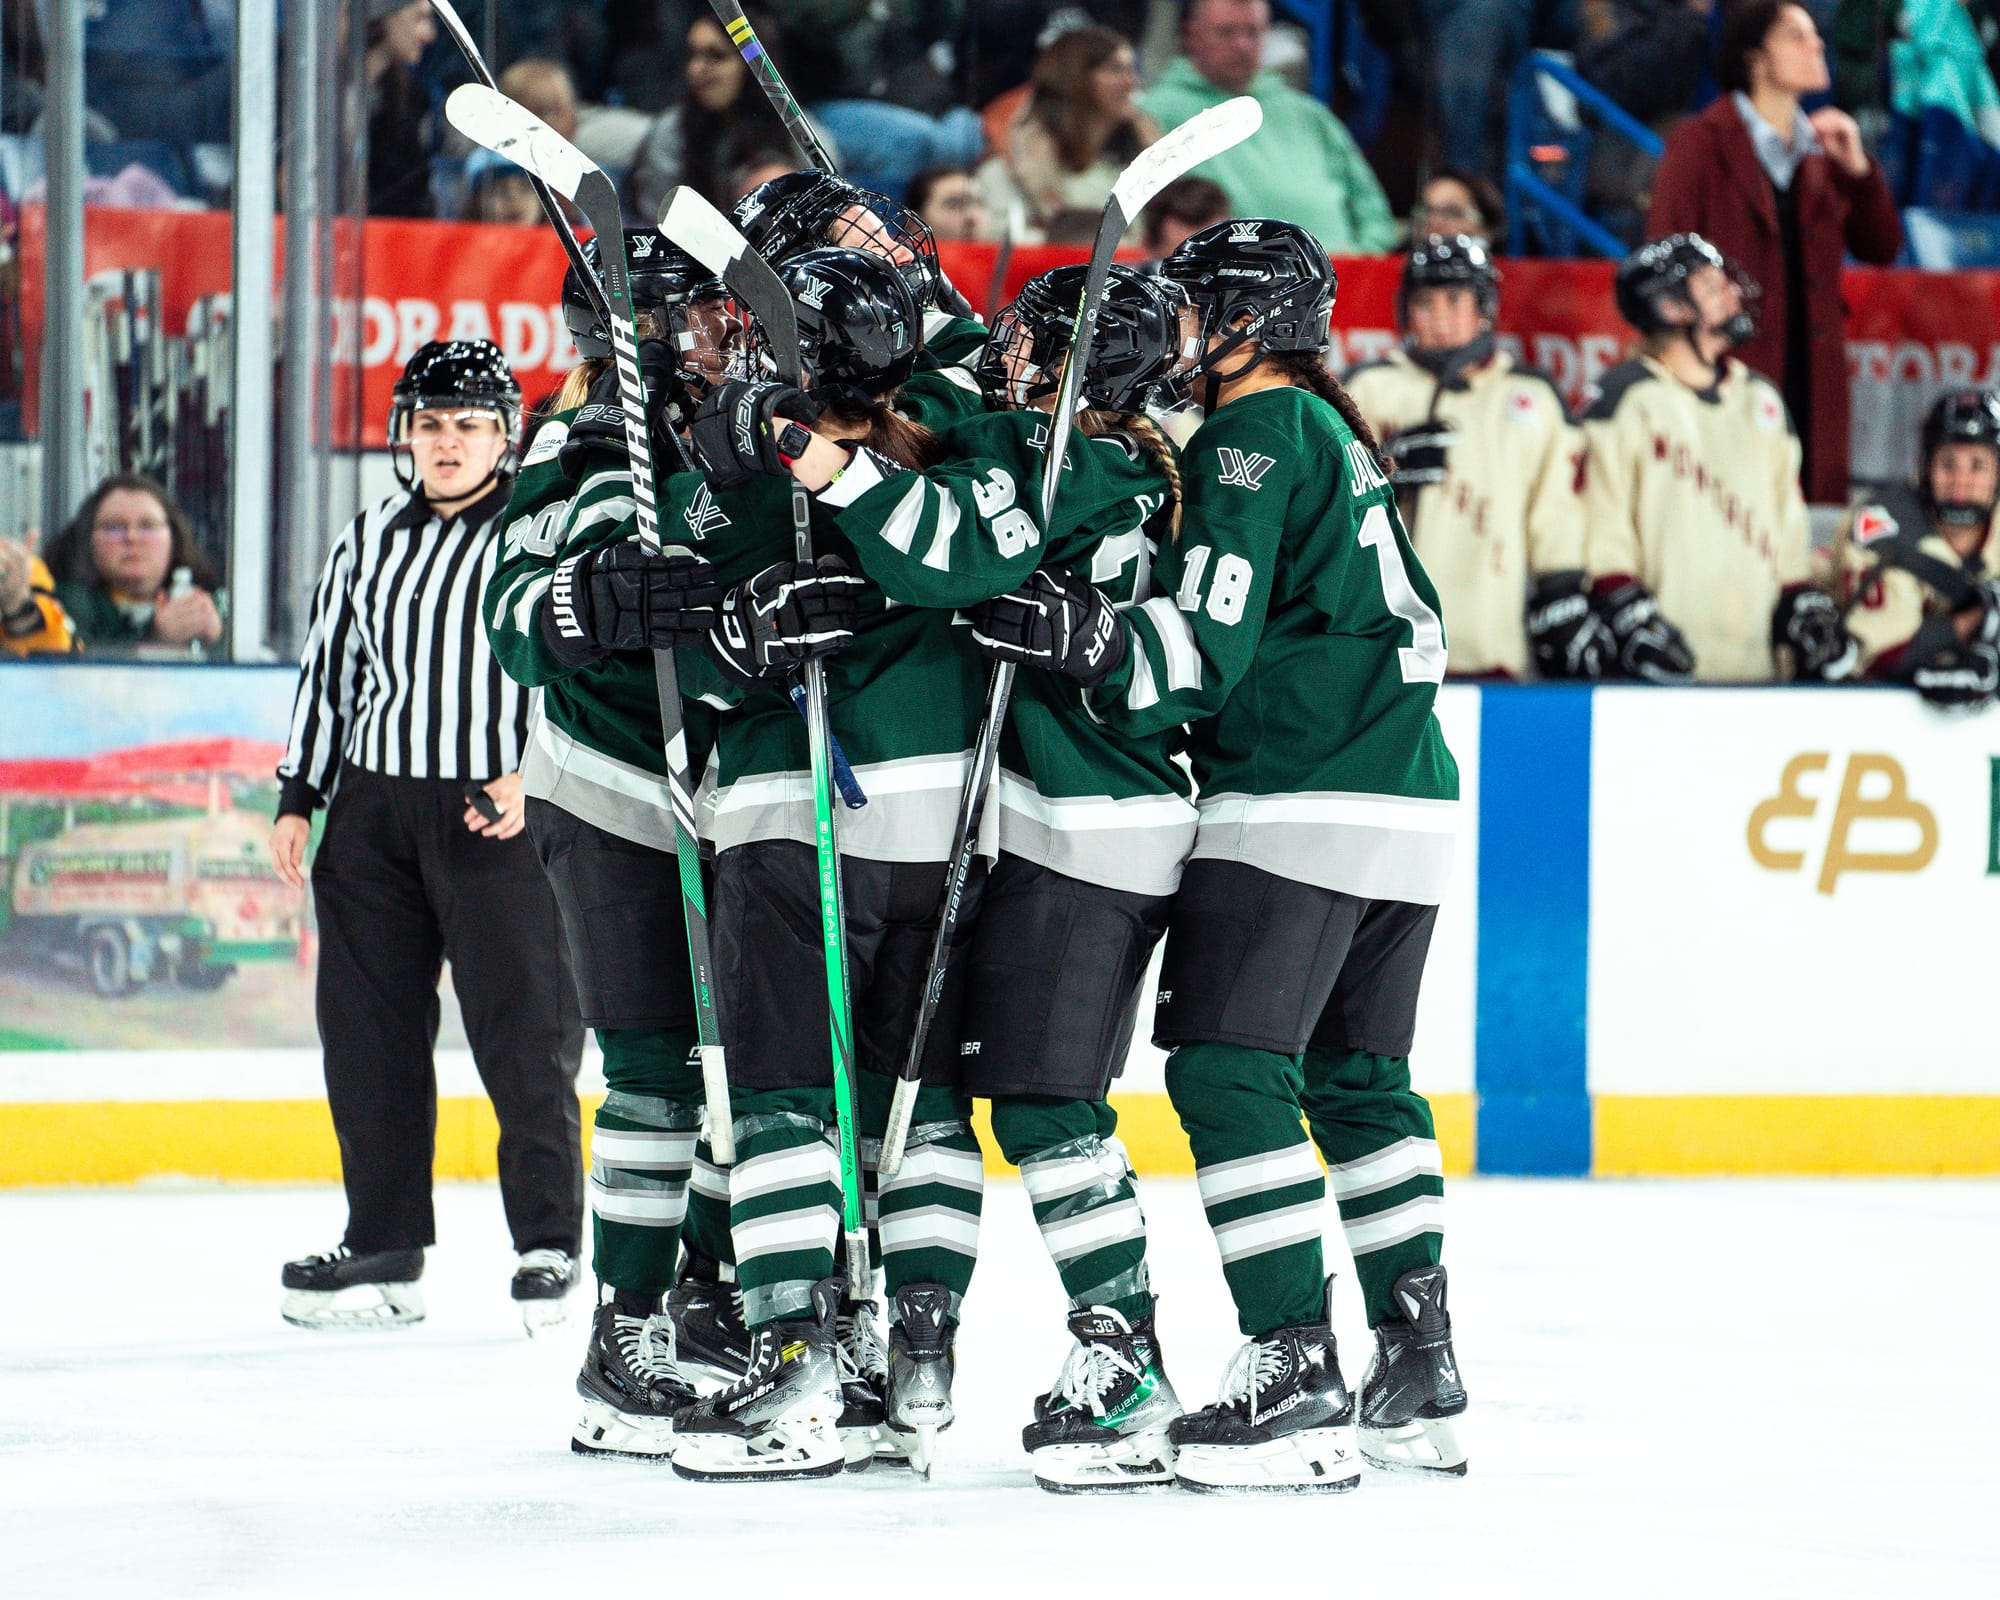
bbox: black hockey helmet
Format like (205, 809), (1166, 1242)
(1160, 218), (1338, 356)
(733, 169), (945, 312)
(1919, 388), (2000, 528)
(1615, 233), (1758, 346)
(388, 339), (523, 493)
(978, 264), (1191, 414)
(780, 248), (923, 398)
(1399, 232), (1500, 326)
(562, 229), (713, 359)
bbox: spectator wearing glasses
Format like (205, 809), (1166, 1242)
(42, 475), (224, 658)
(907, 164), (991, 242)
(1410, 168), (1506, 245)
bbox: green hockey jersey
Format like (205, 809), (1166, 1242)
(1091, 384), (1459, 906)
(482, 410), (717, 852)
(819, 411), (1196, 895)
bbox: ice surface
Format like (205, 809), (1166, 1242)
(3, 1178), (1996, 1599)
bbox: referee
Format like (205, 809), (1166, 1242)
(269, 340), (585, 1333)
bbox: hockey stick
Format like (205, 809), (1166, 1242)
(705, 1), (837, 175)
(660, 185), (870, 1301)
(427, 0), (612, 332)
(444, 85), (737, 1166)
(878, 95), (1263, 1177)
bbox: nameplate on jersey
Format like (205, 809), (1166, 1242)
(521, 419), (570, 468)
(1216, 447), (1275, 491)
(1345, 439), (1389, 496)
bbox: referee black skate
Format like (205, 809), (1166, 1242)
(271, 340), (586, 1333)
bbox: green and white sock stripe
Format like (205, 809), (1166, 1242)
(685, 1138), (736, 1276)
(876, 1120), (983, 1319)
(1195, 1140), (1328, 1266)
(1017, 1135), (1153, 1319)
(590, 1089), (702, 1294)
(728, 1107), (841, 1327)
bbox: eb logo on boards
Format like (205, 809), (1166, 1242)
(1747, 753), (1937, 895)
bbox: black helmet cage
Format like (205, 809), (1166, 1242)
(733, 169), (944, 312)
(977, 264), (1186, 414)
(562, 229), (707, 359)
(388, 339), (523, 493)
(1918, 388), (2000, 527)
(1398, 232), (1501, 328)
(1615, 232), (1759, 344)
(780, 248), (923, 399)
(561, 231), (763, 408)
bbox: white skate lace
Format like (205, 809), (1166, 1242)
(835, 1305), (888, 1383)
(1216, 1337), (1289, 1419)
(1054, 1335), (1143, 1418)
(611, 1311), (683, 1385)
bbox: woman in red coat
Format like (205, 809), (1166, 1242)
(1647, 0), (1902, 503)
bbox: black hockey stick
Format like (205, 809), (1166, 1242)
(706, 1), (838, 175)
(877, 95), (1264, 1177)
(427, 1), (612, 332)
(444, 85), (737, 1164)
(659, 185), (870, 1302)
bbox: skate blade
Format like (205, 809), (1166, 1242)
(1031, 1427), (1177, 1494)
(571, 1395), (677, 1460)
(1173, 1423), (1361, 1494)
(1360, 1416), (1468, 1476)
(280, 1282), (424, 1330)
(520, 1294), (580, 1338)
(672, 1414), (844, 1482)
(838, 1425), (877, 1473)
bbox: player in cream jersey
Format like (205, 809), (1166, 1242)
(1581, 234), (1851, 686)
(1834, 388), (2000, 708)
(1344, 234), (1603, 679)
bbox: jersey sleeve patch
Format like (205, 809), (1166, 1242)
(521, 418), (571, 467)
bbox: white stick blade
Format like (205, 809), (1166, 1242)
(443, 83), (590, 201)
(659, 188), (747, 278)
(1111, 95), (1263, 217)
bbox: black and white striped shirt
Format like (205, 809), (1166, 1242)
(278, 484), (530, 813)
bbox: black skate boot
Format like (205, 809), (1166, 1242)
(571, 1285), (701, 1459)
(1358, 1265), (1468, 1475)
(835, 1296), (904, 1472)
(1022, 1300), (1182, 1493)
(671, 1278), (846, 1481)
(665, 1251), (752, 1389)
(512, 1248), (582, 1336)
(280, 1245), (425, 1330)
(886, 1284), (957, 1480)
(1171, 1280), (1360, 1494)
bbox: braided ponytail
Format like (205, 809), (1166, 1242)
(829, 390), (945, 470)
(1270, 350), (1388, 475)
(1079, 408), (1184, 541)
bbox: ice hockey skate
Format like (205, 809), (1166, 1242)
(1171, 1282), (1360, 1494)
(1358, 1265), (1469, 1475)
(279, 1245), (425, 1330)
(571, 1286), (700, 1459)
(885, 1285), (957, 1479)
(671, 1279), (846, 1481)
(1022, 1301), (1181, 1493)
(665, 1252), (752, 1389)
(835, 1296), (908, 1471)
(511, 1248), (581, 1335)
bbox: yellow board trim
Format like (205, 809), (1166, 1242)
(0, 1092), (1478, 1187)
(1593, 1095), (2000, 1175)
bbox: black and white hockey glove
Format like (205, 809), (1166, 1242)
(688, 380), (824, 490)
(539, 540), (722, 668)
(1906, 590), (2000, 709)
(557, 340), (681, 480)
(1771, 585), (1858, 682)
(1525, 571), (1614, 679)
(1593, 581), (1696, 684)
(1382, 419), (1458, 490)
(709, 556), (867, 685)
(968, 567), (1127, 687)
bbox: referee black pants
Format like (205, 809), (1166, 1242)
(311, 765), (585, 1255)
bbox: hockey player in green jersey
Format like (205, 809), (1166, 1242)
(784, 263), (1201, 1486)
(977, 220), (1470, 1491)
(482, 232), (858, 1461)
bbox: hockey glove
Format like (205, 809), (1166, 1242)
(1594, 581), (1696, 684)
(539, 540), (722, 668)
(1907, 590), (2000, 709)
(688, 381), (824, 490)
(709, 556), (867, 685)
(1525, 571), (1615, 679)
(1771, 585), (1858, 682)
(556, 340), (682, 480)
(1382, 420), (1457, 490)
(968, 566), (1127, 687)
